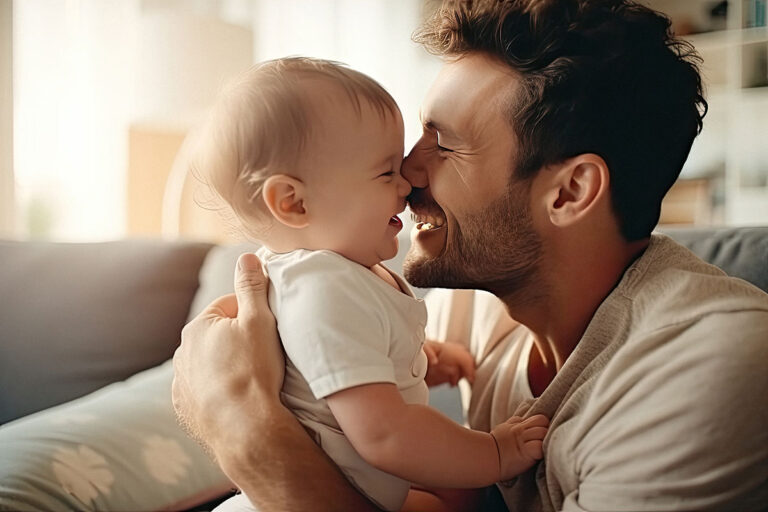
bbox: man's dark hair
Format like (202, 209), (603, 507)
(415, 0), (707, 241)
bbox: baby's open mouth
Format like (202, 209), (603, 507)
(389, 215), (403, 228)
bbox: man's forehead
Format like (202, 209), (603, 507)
(420, 53), (518, 137)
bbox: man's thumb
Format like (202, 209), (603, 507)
(234, 252), (270, 318)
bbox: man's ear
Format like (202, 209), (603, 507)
(543, 154), (610, 227)
(262, 174), (309, 228)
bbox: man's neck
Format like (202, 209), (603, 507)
(502, 237), (650, 393)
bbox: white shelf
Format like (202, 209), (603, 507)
(741, 26), (768, 44)
(740, 84), (768, 94)
(685, 30), (740, 49)
(729, 187), (768, 225)
(646, 0), (768, 226)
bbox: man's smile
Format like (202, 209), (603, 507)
(407, 187), (447, 232)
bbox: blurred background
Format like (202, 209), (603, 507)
(1, 0), (766, 244)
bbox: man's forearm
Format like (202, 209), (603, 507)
(211, 400), (380, 512)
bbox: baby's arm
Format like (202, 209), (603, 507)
(326, 383), (548, 489)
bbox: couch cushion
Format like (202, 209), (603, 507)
(0, 360), (232, 511)
(0, 238), (213, 424)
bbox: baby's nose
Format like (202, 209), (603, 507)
(397, 174), (412, 196)
(401, 149), (429, 189)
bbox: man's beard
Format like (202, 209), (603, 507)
(403, 179), (544, 302)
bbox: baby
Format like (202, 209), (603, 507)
(192, 57), (548, 512)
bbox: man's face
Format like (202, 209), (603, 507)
(402, 53), (543, 297)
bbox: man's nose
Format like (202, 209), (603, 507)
(401, 146), (429, 189)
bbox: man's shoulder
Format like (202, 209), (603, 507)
(593, 237), (768, 408)
(497, 237), (768, 511)
(582, 234), (768, 420)
(570, 310), (768, 510)
(627, 235), (768, 335)
(553, 245), (768, 511)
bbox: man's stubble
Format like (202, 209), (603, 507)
(403, 177), (545, 305)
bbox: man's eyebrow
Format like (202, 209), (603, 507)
(421, 116), (458, 138)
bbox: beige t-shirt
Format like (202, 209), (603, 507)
(257, 248), (428, 512)
(424, 234), (768, 511)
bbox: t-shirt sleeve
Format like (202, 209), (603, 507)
(562, 310), (768, 511)
(271, 252), (396, 399)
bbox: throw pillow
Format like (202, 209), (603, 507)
(0, 361), (232, 512)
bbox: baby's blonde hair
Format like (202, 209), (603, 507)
(191, 57), (400, 241)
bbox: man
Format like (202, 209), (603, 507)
(172, 0), (768, 510)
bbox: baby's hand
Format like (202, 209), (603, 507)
(490, 414), (549, 481)
(423, 341), (476, 387)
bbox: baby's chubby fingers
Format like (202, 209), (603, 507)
(446, 365), (460, 386)
(522, 439), (544, 460)
(521, 414), (549, 428)
(453, 345), (476, 384)
(423, 342), (440, 366)
(503, 415), (524, 425)
(490, 413), (549, 479)
(520, 427), (548, 442)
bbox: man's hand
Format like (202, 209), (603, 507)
(171, 252), (284, 455)
(490, 414), (549, 481)
(423, 341), (476, 387)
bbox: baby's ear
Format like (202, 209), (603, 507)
(262, 174), (309, 228)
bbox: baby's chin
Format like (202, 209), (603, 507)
(330, 247), (392, 270)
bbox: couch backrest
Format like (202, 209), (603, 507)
(2, 226), (765, 425)
(0, 238), (213, 424)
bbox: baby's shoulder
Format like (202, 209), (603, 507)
(262, 249), (374, 301)
(260, 248), (354, 279)
(263, 250), (389, 333)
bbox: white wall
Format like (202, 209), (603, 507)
(14, 0), (139, 241)
(0, 0), (14, 238)
(13, 0), (254, 241)
(253, 0), (442, 149)
(133, 10), (253, 129)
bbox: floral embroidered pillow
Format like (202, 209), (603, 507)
(0, 360), (232, 511)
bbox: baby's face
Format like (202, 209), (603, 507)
(300, 86), (410, 268)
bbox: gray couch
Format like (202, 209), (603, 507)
(0, 227), (766, 511)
